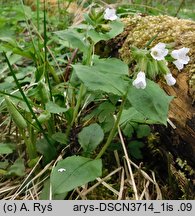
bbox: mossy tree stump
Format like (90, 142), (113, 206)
(105, 15), (195, 164)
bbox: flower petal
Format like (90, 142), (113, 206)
(171, 47), (190, 66)
(178, 47), (190, 55)
(171, 50), (179, 59)
(151, 43), (168, 61)
(164, 73), (176, 86)
(132, 71), (146, 89)
(104, 8), (118, 21)
(173, 60), (184, 70)
(155, 42), (166, 49)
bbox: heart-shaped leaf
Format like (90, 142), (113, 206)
(78, 123), (104, 155)
(73, 58), (129, 96)
(127, 80), (173, 125)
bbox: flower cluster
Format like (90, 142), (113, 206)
(132, 42), (190, 89)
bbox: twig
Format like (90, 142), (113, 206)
(118, 168), (125, 200)
(167, 118), (176, 129)
(82, 167), (122, 196)
(64, 48), (78, 82)
(117, 116), (139, 200)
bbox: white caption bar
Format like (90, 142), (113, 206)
(0, 200), (194, 216)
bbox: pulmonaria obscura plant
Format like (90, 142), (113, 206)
(131, 42), (190, 89)
(3, 4), (189, 198)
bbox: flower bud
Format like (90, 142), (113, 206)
(157, 60), (170, 75)
(132, 71), (146, 89)
(164, 73), (176, 86)
(147, 60), (158, 79)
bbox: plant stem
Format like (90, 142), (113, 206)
(65, 42), (93, 139)
(96, 92), (127, 159)
(20, 129), (37, 160)
(71, 83), (85, 127)
(65, 83), (85, 138)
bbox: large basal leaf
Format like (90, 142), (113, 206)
(78, 123), (104, 155)
(54, 29), (89, 53)
(88, 21), (124, 44)
(93, 58), (129, 76)
(120, 107), (159, 125)
(51, 156), (102, 195)
(120, 107), (148, 125)
(127, 79), (173, 125)
(73, 58), (129, 96)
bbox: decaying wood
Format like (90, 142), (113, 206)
(107, 15), (195, 164)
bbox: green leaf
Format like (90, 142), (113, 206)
(0, 37), (18, 47)
(0, 53), (21, 74)
(93, 58), (129, 76)
(54, 29), (89, 53)
(52, 132), (68, 145)
(88, 21), (124, 44)
(120, 107), (148, 125)
(97, 101), (115, 123)
(101, 116), (115, 133)
(122, 123), (134, 138)
(73, 58), (129, 96)
(51, 156), (102, 195)
(0, 161), (9, 169)
(136, 125), (151, 138)
(0, 169), (7, 175)
(36, 110), (51, 124)
(46, 101), (67, 114)
(127, 80), (173, 125)
(40, 179), (51, 200)
(7, 158), (25, 177)
(78, 123), (104, 155)
(0, 143), (16, 154)
(128, 141), (144, 159)
(96, 102), (115, 132)
(40, 179), (68, 200)
(36, 138), (57, 164)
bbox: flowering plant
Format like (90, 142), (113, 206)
(131, 42), (190, 89)
(2, 3), (191, 199)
